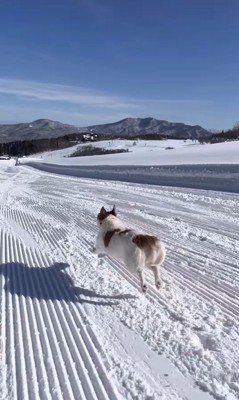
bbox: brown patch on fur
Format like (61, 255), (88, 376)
(104, 229), (120, 247)
(132, 234), (159, 249)
(119, 229), (131, 235)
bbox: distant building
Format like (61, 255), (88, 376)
(82, 134), (98, 142)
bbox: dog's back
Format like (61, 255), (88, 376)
(105, 229), (166, 271)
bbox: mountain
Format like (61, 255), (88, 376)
(0, 119), (81, 143)
(0, 117), (211, 143)
(84, 117), (211, 139)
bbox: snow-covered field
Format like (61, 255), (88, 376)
(0, 160), (239, 400)
(22, 139), (239, 193)
(38, 139), (239, 166)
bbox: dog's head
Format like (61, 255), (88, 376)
(97, 206), (116, 225)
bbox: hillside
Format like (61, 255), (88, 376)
(0, 119), (81, 143)
(85, 117), (211, 139)
(0, 117), (211, 142)
(22, 139), (239, 193)
(39, 139), (239, 166)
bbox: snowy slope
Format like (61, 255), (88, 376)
(23, 139), (239, 192)
(37, 139), (239, 166)
(0, 160), (239, 400)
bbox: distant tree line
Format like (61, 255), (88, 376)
(198, 124), (239, 144)
(69, 145), (129, 157)
(114, 134), (182, 140)
(0, 132), (179, 157)
(1, 124), (238, 157)
(0, 132), (109, 157)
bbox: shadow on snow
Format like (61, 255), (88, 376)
(0, 262), (136, 306)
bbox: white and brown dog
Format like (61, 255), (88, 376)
(95, 206), (166, 293)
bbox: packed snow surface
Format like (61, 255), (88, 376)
(0, 160), (239, 400)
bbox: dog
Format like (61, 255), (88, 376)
(95, 206), (166, 293)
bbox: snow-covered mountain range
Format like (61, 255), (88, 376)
(0, 117), (211, 142)
(85, 117), (210, 138)
(0, 119), (81, 143)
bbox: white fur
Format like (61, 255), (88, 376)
(95, 213), (166, 292)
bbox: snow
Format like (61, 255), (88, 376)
(0, 159), (239, 400)
(21, 139), (239, 193)
(35, 139), (239, 166)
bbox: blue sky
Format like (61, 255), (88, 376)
(0, 0), (238, 129)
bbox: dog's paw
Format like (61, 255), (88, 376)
(156, 280), (162, 290)
(142, 284), (148, 293)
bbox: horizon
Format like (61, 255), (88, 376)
(0, 115), (215, 130)
(1, 1), (239, 131)
(0, 115), (215, 131)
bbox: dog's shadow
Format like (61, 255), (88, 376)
(0, 262), (136, 306)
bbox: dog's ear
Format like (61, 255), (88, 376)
(98, 206), (108, 221)
(110, 205), (116, 216)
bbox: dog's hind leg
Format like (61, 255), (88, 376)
(138, 269), (147, 293)
(151, 266), (162, 290)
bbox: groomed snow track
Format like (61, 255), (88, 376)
(0, 166), (120, 400)
(0, 231), (120, 400)
(0, 162), (239, 400)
